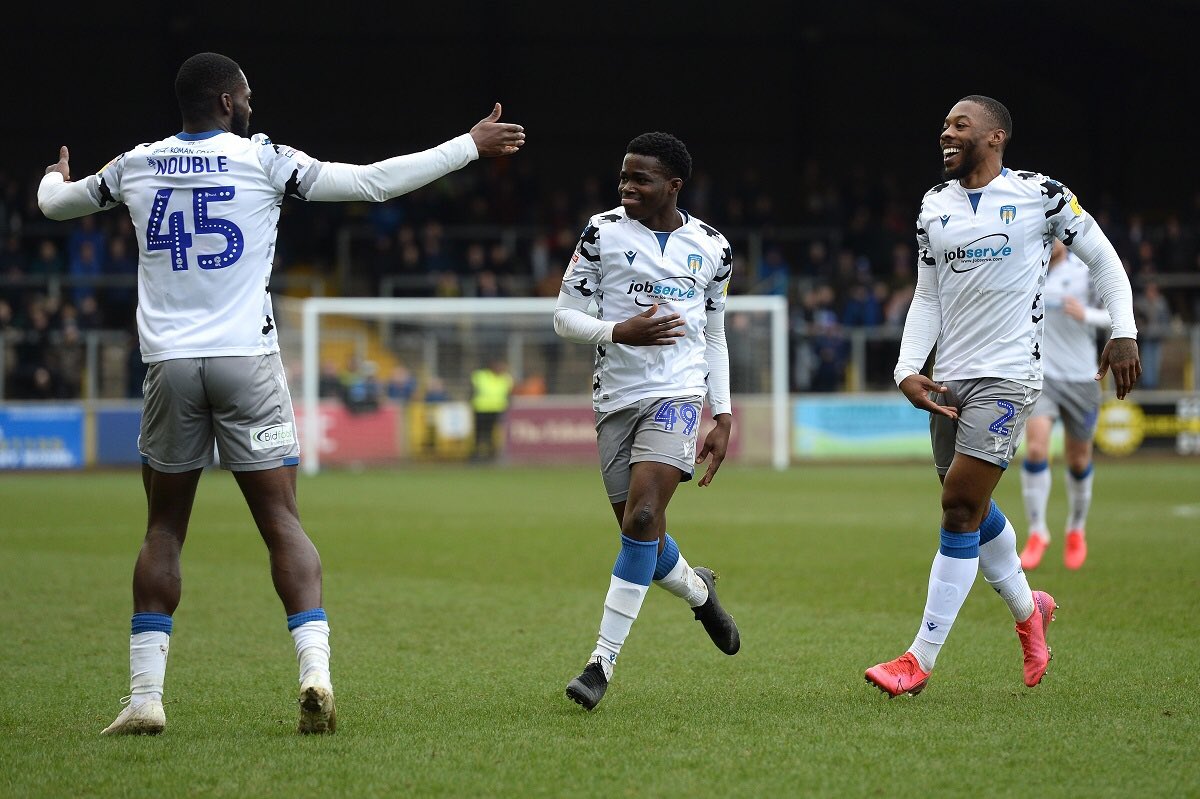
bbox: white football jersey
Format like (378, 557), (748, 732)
(560, 207), (732, 412)
(83, 131), (323, 362)
(913, 168), (1091, 385)
(1043, 251), (1107, 381)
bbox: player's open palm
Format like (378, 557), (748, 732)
(45, 146), (71, 180)
(899, 374), (958, 420)
(613, 304), (685, 346)
(470, 104), (526, 157)
(696, 416), (732, 487)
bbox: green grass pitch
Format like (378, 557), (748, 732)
(1, 461), (1197, 797)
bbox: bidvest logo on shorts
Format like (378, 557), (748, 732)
(946, 233), (1012, 272)
(627, 275), (697, 307)
(249, 423), (295, 450)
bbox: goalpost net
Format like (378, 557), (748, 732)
(277, 295), (788, 475)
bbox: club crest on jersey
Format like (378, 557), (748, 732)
(940, 214), (951, 228)
(624, 250), (637, 265)
(687, 254), (703, 274)
(1000, 205), (1017, 225)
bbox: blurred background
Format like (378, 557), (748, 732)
(2, 2), (1196, 469)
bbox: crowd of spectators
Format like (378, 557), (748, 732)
(2, 160), (1198, 399)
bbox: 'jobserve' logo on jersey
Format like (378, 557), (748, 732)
(946, 234), (1012, 272)
(627, 276), (697, 307)
(250, 423), (295, 450)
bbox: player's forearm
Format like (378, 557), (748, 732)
(305, 133), (478, 202)
(553, 294), (615, 344)
(1069, 226), (1137, 340)
(37, 173), (103, 220)
(704, 311), (733, 417)
(893, 268), (941, 385)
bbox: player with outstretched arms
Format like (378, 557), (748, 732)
(37, 52), (525, 735)
(1019, 240), (1110, 571)
(554, 132), (740, 711)
(865, 96), (1140, 697)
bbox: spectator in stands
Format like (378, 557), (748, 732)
(841, 279), (883, 327)
(104, 236), (138, 323)
(756, 244), (791, 296)
(29, 239), (64, 280)
(385, 363), (417, 402)
(1135, 281), (1171, 389)
(69, 238), (103, 307)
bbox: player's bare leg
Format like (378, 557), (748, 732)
(234, 466), (334, 733)
(103, 466), (202, 735)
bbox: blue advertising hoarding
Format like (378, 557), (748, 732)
(0, 405), (85, 469)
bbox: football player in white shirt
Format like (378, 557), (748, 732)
(1019, 240), (1110, 571)
(37, 52), (525, 735)
(865, 96), (1140, 698)
(554, 133), (740, 710)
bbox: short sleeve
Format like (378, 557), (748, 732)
(561, 220), (602, 301)
(253, 133), (322, 200)
(1040, 176), (1089, 246)
(92, 152), (128, 207)
(705, 236), (733, 313)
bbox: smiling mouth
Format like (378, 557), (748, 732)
(942, 146), (962, 164)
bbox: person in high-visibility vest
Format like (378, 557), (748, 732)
(471, 359), (513, 460)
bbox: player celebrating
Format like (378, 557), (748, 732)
(554, 132), (740, 711)
(37, 52), (525, 735)
(1020, 240), (1110, 570)
(865, 96), (1140, 697)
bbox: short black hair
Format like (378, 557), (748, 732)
(626, 132), (692, 181)
(960, 95), (1012, 148)
(175, 52), (245, 121)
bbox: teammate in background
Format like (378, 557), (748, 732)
(865, 96), (1140, 698)
(554, 132), (740, 711)
(1020, 240), (1109, 570)
(37, 52), (525, 735)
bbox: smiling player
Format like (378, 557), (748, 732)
(554, 132), (740, 711)
(865, 96), (1140, 697)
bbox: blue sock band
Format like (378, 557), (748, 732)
(1069, 462), (1094, 480)
(612, 535), (659, 587)
(131, 612), (173, 635)
(1023, 459), (1049, 473)
(653, 534), (681, 581)
(979, 500), (1007, 545)
(939, 528), (980, 559)
(287, 608), (327, 631)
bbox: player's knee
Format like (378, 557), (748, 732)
(940, 495), (983, 532)
(622, 505), (659, 539)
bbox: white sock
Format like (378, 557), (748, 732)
(1066, 466), (1094, 532)
(1021, 462), (1052, 539)
(591, 575), (650, 680)
(129, 632), (169, 707)
(908, 551), (978, 672)
(979, 518), (1037, 622)
(291, 620), (331, 685)
(655, 554), (709, 607)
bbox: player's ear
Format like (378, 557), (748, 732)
(668, 177), (683, 194)
(219, 92), (233, 115)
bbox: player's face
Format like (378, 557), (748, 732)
(618, 154), (680, 222)
(228, 73), (252, 137)
(940, 101), (989, 180)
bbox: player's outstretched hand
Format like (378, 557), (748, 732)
(696, 414), (732, 487)
(612, 304), (685, 346)
(899, 374), (958, 420)
(1096, 337), (1141, 400)
(470, 104), (525, 157)
(45, 146), (71, 180)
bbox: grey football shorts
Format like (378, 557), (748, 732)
(1029, 378), (1101, 441)
(139, 353), (300, 473)
(595, 395), (703, 503)
(929, 378), (1040, 476)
